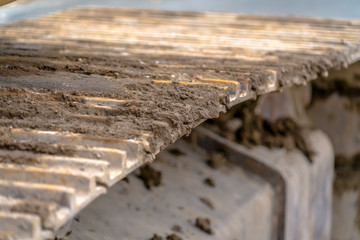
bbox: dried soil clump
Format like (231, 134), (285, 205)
(138, 164), (162, 190)
(166, 234), (183, 240)
(199, 197), (215, 209)
(54, 231), (72, 240)
(195, 217), (213, 235)
(150, 234), (163, 240)
(203, 177), (215, 187)
(122, 177), (130, 183)
(206, 151), (227, 169)
(208, 101), (314, 162)
(171, 225), (183, 233)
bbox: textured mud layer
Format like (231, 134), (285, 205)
(0, 8), (359, 164)
(0, 46), (230, 160)
(0, 8), (358, 163)
(0, 78), (228, 157)
(1, 5), (359, 94)
(207, 101), (314, 162)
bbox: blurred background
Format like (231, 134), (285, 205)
(0, 0), (359, 25)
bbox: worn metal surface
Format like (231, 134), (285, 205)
(70, 138), (275, 240)
(193, 126), (334, 240)
(0, 7), (359, 239)
(66, 127), (334, 240)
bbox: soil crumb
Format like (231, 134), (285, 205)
(203, 177), (216, 187)
(122, 177), (130, 183)
(195, 217), (213, 235)
(168, 148), (185, 156)
(166, 234), (183, 240)
(206, 151), (227, 169)
(54, 231), (72, 240)
(138, 164), (162, 190)
(171, 225), (183, 233)
(199, 197), (215, 210)
(208, 101), (314, 162)
(150, 234), (163, 240)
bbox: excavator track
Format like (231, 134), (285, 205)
(0, 7), (359, 239)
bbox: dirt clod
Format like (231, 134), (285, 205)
(203, 177), (215, 187)
(150, 234), (163, 240)
(171, 225), (183, 233)
(54, 231), (72, 240)
(195, 217), (213, 235)
(199, 197), (215, 209)
(208, 101), (314, 162)
(166, 234), (183, 240)
(138, 164), (162, 190)
(206, 151), (227, 169)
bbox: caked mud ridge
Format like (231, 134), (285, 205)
(0, 7), (360, 239)
(207, 101), (314, 162)
(0, 82), (228, 156)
